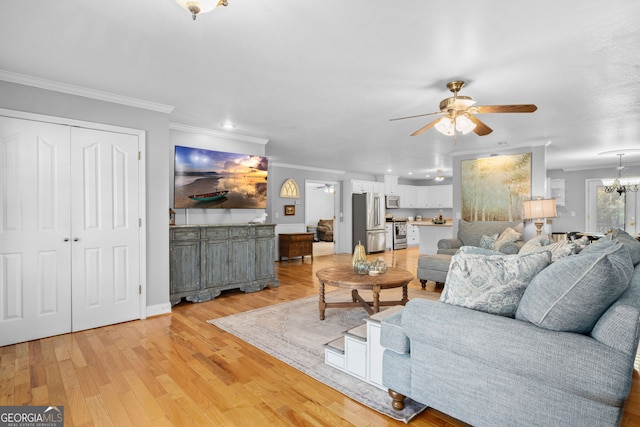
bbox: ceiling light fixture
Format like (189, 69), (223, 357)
(434, 169), (445, 182)
(604, 154), (639, 195)
(434, 114), (476, 136)
(175, 0), (228, 21)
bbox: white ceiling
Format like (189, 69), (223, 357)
(1, 0), (640, 179)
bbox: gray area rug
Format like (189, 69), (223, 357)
(209, 287), (438, 423)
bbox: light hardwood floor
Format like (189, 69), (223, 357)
(1, 246), (639, 426)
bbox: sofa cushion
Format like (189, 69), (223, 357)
(493, 227), (523, 252)
(479, 233), (498, 249)
(516, 239), (633, 333)
(440, 251), (551, 317)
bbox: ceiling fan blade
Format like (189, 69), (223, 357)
(389, 111), (441, 121)
(468, 115), (493, 136)
(410, 118), (440, 136)
(476, 104), (537, 114)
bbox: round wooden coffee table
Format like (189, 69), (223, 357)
(316, 266), (413, 320)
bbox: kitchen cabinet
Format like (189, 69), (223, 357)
(398, 185), (418, 208)
(407, 224), (420, 247)
(425, 185), (453, 208)
(170, 224), (278, 305)
(384, 175), (399, 195)
(352, 179), (384, 195)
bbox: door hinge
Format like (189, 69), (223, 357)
(139, 285), (142, 294)
(138, 151), (141, 160)
(139, 218), (142, 227)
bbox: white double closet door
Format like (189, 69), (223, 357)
(0, 115), (142, 347)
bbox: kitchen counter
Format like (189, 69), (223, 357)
(409, 220), (453, 227)
(410, 219), (454, 254)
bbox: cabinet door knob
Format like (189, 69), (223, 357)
(63, 238), (69, 242)
(73, 238), (79, 242)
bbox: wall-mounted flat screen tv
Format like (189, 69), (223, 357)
(174, 145), (268, 209)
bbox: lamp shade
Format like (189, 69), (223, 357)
(522, 198), (557, 220)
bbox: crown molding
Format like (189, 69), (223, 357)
(169, 122), (269, 145)
(271, 162), (346, 175)
(0, 69), (174, 114)
(450, 140), (551, 159)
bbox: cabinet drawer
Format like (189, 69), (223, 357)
(230, 227), (251, 239)
(170, 227), (200, 241)
(289, 233), (314, 241)
(201, 227), (229, 240)
(255, 226), (275, 237)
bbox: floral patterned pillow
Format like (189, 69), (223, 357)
(440, 251), (552, 317)
(479, 233), (499, 249)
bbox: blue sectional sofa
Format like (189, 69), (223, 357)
(381, 231), (640, 426)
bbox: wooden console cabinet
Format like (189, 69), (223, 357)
(170, 224), (279, 305)
(279, 232), (314, 262)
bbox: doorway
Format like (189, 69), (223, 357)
(305, 180), (338, 256)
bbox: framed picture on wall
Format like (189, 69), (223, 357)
(460, 152), (531, 221)
(284, 205), (295, 216)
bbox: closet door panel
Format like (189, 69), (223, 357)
(0, 116), (72, 346)
(70, 127), (140, 331)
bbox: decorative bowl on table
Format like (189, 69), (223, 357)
(431, 218), (447, 224)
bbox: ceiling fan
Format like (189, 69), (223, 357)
(314, 184), (335, 193)
(390, 81), (537, 138)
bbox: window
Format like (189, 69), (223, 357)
(586, 179), (638, 235)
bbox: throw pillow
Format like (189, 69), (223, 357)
(519, 235), (553, 254)
(610, 228), (640, 265)
(515, 240), (633, 333)
(493, 227), (523, 251)
(519, 239), (576, 262)
(479, 234), (499, 249)
(440, 251), (552, 317)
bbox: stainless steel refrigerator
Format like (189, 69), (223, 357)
(352, 192), (386, 254)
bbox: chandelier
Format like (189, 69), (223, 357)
(604, 154), (639, 195)
(175, 0), (228, 20)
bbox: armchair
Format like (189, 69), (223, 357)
(317, 219), (334, 242)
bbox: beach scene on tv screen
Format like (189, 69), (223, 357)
(174, 146), (268, 209)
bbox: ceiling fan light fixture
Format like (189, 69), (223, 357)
(455, 115), (477, 134)
(175, 0), (228, 20)
(434, 117), (455, 136)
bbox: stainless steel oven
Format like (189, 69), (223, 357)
(393, 220), (407, 250)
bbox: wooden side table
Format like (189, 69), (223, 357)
(278, 232), (314, 262)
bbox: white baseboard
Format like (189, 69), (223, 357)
(146, 302), (172, 318)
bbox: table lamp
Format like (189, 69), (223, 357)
(523, 198), (557, 235)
